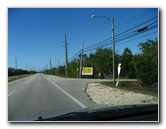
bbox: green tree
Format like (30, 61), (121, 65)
(89, 48), (113, 78)
(133, 39), (158, 86)
(118, 48), (135, 78)
(68, 59), (79, 78)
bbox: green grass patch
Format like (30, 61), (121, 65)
(101, 81), (158, 97)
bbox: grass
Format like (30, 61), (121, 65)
(8, 74), (32, 82)
(101, 81), (158, 97)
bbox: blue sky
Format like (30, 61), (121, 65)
(8, 8), (158, 71)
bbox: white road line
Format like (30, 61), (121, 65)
(8, 90), (16, 97)
(44, 76), (87, 109)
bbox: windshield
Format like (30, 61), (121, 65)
(8, 8), (159, 122)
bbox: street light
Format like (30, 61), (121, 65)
(91, 15), (115, 84)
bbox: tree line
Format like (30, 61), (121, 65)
(8, 67), (37, 76)
(43, 39), (158, 87)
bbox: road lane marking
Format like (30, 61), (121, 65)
(44, 76), (87, 109)
(8, 90), (16, 97)
(8, 75), (39, 97)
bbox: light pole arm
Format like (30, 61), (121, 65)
(91, 15), (112, 22)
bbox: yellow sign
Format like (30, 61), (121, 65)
(82, 67), (93, 75)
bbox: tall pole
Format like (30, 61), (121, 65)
(15, 58), (17, 75)
(46, 64), (48, 70)
(79, 39), (84, 78)
(50, 58), (52, 69)
(64, 34), (68, 77)
(26, 63), (27, 71)
(15, 58), (17, 70)
(112, 18), (115, 84)
(58, 60), (60, 75)
(91, 15), (115, 84)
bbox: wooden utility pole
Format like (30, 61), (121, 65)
(79, 39), (84, 78)
(64, 34), (68, 77)
(112, 18), (115, 84)
(15, 58), (17, 75)
(50, 58), (52, 69)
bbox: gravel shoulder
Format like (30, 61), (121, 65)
(86, 83), (158, 106)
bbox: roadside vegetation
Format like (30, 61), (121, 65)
(101, 81), (158, 97)
(8, 68), (37, 82)
(8, 74), (33, 82)
(43, 39), (158, 88)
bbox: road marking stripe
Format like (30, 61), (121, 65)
(45, 76), (87, 109)
(8, 90), (16, 97)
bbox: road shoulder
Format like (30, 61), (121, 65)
(86, 83), (158, 106)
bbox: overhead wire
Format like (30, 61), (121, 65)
(84, 8), (145, 44)
(115, 11), (158, 33)
(115, 16), (158, 38)
(60, 16), (158, 66)
(115, 31), (158, 47)
(83, 16), (158, 52)
(82, 8), (121, 44)
(115, 8), (145, 26)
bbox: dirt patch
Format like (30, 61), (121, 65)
(86, 83), (158, 106)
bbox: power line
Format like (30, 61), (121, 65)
(115, 31), (158, 47)
(83, 23), (157, 52)
(115, 8), (145, 26)
(115, 24), (158, 43)
(115, 11), (158, 33)
(115, 16), (157, 38)
(83, 16), (158, 52)
(61, 16), (158, 66)
(68, 50), (81, 62)
(84, 8), (148, 44)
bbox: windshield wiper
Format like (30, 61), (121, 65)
(35, 104), (158, 121)
(37, 111), (89, 121)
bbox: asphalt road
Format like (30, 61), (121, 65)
(8, 73), (137, 121)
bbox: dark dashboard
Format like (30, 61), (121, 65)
(36, 104), (158, 122)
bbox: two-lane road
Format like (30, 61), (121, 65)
(8, 73), (137, 121)
(8, 74), (108, 121)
